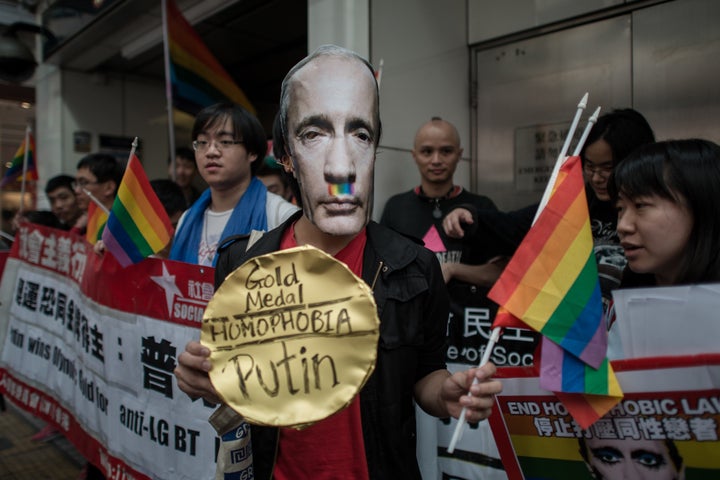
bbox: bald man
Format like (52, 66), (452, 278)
(380, 117), (501, 274)
(380, 117), (538, 479)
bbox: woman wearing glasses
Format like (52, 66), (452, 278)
(442, 109), (655, 311)
(580, 108), (655, 310)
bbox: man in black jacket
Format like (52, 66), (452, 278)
(174, 44), (502, 479)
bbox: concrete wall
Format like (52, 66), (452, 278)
(60, 71), (169, 177)
(370, 0), (471, 221)
(35, 66), (172, 207)
(308, 0), (370, 58)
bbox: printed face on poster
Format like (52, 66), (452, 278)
(491, 359), (720, 480)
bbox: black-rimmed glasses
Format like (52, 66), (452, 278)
(192, 139), (244, 152)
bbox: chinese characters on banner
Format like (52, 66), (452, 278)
(486, 283), (720, 479)
(0, 223), (218, 480)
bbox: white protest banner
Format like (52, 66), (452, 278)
(489, 356), (720, 479)
(0, 223), (220, 480)
(485, 284), (720, 480)
(610, 283), (720, 359)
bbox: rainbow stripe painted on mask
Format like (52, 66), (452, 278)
(328, 183), (354, 195)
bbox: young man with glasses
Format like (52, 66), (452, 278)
(169, 103), (298, 266)
(72, 153), (124, 236)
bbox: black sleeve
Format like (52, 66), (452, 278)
(417, 248), (450, 380)
(471, 203), (538, 253)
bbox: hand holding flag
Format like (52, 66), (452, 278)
(488, 154), (623, 428)
(448, 96), (620, 452)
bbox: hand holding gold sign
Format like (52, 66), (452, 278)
(175, 341), (220, 405)
(177, 335), (503, 423)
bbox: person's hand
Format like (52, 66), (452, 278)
(441, 256), (509, 286)
(441, 262), (456, 284)
(11, 211), (27, 233)
(482, 256), (509, 285)
(93, 239), (106, 255)
(174, 340), (221, 405)
(443, 208), (473, 238)
(74, 211), (88, 230)
(441, 363), (501, 423)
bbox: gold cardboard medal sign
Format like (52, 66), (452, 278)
(202, 245), (379, 428)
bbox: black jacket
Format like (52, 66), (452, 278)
(215, 212), (450, 479)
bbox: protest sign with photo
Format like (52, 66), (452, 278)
(487, 283), (720, 480)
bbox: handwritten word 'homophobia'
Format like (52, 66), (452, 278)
(206, 307), (352, 344)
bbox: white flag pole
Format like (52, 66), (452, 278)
(573, 106), (601, 157)
(447, 93), (595, 453)
(128, 136), (139, 164)
(86, 137), (138, 218)
(533, 93), (588, 223)
(446, 327), (501, 452)
(161, 0), (177, 182)
(83, 189), (110, 216)
(18, 125), (31, 215)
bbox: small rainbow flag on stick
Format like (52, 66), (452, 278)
(489, 155), (606, 367)
(540, 338), (622, 428)
(448, 98), (612, 453)
(102, 140), (174, 267)
(86, 202), (108, 245)
(488, 155), (622, 429)
(164, 0), (255, 115)
(1, 128), (38, 188)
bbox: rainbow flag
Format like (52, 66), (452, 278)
(1, 131), (38, 188)
(489, 156), (606, 367)
(492, 306), (531, 331)
(101, 153), (174, 267)
(488, 155), (622, 429)
(540, 338), (622, 428)
(165, 0), (255, 115)
(86, 202), (108, 245)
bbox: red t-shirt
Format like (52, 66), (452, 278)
(273, 223), (370, 480)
